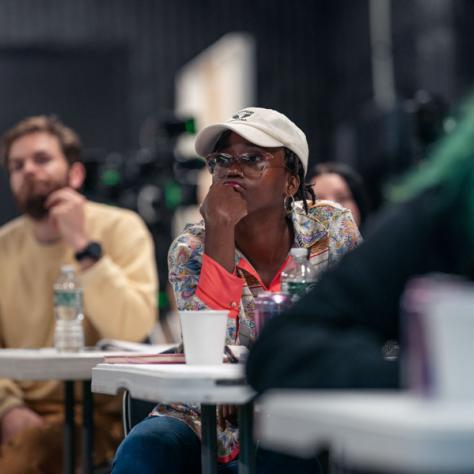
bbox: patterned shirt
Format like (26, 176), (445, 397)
(150, 200), (361, 462)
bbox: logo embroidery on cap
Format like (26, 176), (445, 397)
(232, 110), (254, 121)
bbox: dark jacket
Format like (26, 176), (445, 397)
(246, 185), (470, 392)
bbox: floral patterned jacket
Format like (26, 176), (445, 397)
(150, 200), (361, 462)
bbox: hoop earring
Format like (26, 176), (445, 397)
(284, 194), (295, 214)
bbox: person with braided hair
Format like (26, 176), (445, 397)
(112, 107), (361, 474)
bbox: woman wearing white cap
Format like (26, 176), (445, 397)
(113, 108), (361, 473)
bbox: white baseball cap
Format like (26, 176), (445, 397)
(195, 107), (309, 176)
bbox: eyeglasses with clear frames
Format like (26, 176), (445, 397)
(206, 151), (287, 178)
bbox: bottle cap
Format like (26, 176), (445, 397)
(289, 248), (308, 258)
(60, 265), (76, 273)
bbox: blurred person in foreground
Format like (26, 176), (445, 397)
(247, 95), (474, 395)
(112, 107), (361, 473)
(0, 116), (158, 472)
(310, 162), (371, 231)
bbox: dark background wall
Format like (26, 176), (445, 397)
(0, 0), (356, 159)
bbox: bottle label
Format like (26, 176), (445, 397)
(54, 290), (82, 308)
(287, 281), (307, 297)
(287, 281), (317, 301)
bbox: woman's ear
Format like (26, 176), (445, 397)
(286, 173), (300, 197)
(68, 162), (86, 190)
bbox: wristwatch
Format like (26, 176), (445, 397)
(74, 241), (103, 262)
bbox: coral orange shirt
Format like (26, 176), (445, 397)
(196, 253), (290, 319)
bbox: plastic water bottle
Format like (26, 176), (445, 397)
(53, 265), (85, 352)
(281, 248), (316, 302)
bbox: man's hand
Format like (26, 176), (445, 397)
(200, 182), (248, 228)
(45, 188), (89, 251)
(0, 406), (44, 445)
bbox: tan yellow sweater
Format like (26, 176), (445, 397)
(0, 201), (158, 418)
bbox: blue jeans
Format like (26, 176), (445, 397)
(112, 415), (321, 474)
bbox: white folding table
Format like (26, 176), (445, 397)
(256, 390), (474, 473)
(92, 363), (256, 474)
(0, 347), (169, 474)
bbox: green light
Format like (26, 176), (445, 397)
(101, 169), (121, 186)
(158, 290), (169, 309)
(184, 118), (196, 134)
(164, 181), (182, 209)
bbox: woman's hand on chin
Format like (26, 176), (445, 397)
(200, 182), (248, 228)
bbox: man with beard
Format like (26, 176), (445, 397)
(0, 115), (158, 472)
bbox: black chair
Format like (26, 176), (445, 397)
(122, 390), (156, 435)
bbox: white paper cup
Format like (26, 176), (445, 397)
(424, 297), (474, 399)
(403, 276), (474, 400)
(179, 310), (229, 365)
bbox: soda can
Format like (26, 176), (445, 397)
(254, 291), (292, 336)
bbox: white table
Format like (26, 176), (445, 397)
(0, 348), (119, 380)
(0, 348), (164, 474)
(257, 390), (474, 473)
(92, 363), (256, 474)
